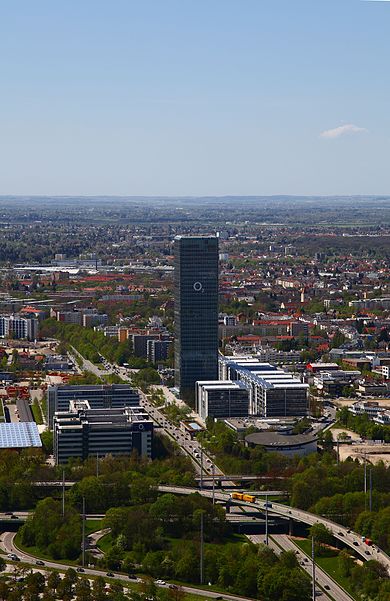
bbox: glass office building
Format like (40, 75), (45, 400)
(174, 235), (219, 402)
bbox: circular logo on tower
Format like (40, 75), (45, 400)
(193, 281), (203, 292)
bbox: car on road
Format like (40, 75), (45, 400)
(106, 572), (115, 577)
(35, 560), (45, 566)
(324, 585), (330, 590)
(76, 567), (85, 573)
(353, 541), (359, 546)
(7, 554), (20, 561)
(155, 580), (166, 585)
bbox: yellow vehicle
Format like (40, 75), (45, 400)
(231, 492), (244, 501)
(242, 494), (256, 503)
(231, 492), (256, 503)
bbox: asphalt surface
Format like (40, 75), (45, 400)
(16, 398), (33, 422)
(156, 485), (390, 572)
(272, 534), (353, 601)
(0, 531), (257, 601)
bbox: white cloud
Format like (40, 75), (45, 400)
(320, 124), (368, 139)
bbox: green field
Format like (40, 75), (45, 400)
(31, 401), (43, 425)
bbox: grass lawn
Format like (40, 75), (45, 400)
(97, 532), (113, 554)
(293, 538), (358, 600)
(86, 519), (103, 535)
(31, 401), (43, 425)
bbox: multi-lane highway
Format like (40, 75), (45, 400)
(157, 485), (390, 571)
(0, 531), (256, 601)
(138, 389), (221, 477)
(253, 534), (354, 601)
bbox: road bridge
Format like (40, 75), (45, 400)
(157, 485), (390, 572)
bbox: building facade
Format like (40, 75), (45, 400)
(47, 384), (140, 428)
(174, 235), (219, 402)
(219, 355), (308, 417)
(196, 380), (249, 420)
(53, 402), (153, 464)
(0, 314), (39, 340)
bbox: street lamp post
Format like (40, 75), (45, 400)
(82, 496), (86, 568)
(312, 536), (316, 601)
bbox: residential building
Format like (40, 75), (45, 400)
(174, 235), (219, 402)
(147, 339), (171, 364)
(53, 401), (153, 464)
(0, 314), (39, 340)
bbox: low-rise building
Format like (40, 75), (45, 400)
(245, 431), (317, 457)
(348, 401), (383, 418)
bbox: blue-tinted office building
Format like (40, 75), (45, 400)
(174, 235), (219, 402)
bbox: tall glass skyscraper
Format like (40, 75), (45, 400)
(174, 235), (219, 403)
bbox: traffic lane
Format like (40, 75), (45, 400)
(262, 502), (390, 569)
(274, 535), (353, 601)
(16, 399), (34, 422)
(139, 392), (217, 475)
(1, 531), (256, 601)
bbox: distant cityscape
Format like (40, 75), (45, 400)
(0, 197), (389, 600)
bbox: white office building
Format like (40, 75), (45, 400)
(195, 380), (249, 420)
(219, 355), (308, 417)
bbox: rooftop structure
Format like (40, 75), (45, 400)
(0, 422), (42, 449)
(53, 401), (153, 464)
(245, 431), (317, 457)
(47, 383), (140, 428)
(219, 355), (308, 417)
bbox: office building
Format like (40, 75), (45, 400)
(196, 380), (249, 420)
(219, 355), (308, 417)
(53, 401), (153, 465)
(47, 384), (140, 428)
(174, 235), (219, 402)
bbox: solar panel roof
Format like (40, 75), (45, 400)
(0, 422), (42, 448)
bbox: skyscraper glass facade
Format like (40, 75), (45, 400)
(174, 235), (219, 402)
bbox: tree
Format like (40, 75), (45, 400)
(310, 523), (333, 548)
(75, 578), (92, 601)
(168, 585), (186, 601)
(47, 570), (61, 592)
(0, 556), (5, 573)
(92, 576), (107, 601)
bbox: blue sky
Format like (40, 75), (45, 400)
(0, 0), (389, 196)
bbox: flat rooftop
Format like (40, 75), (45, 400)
(0, 422), (42, 448)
